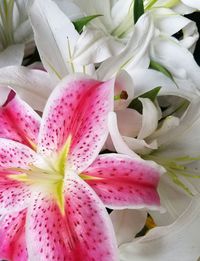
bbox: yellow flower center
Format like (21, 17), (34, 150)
(8, 136), (72, 215)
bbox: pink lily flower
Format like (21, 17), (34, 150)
(0, 75), (163, 261)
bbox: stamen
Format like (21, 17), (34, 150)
(144, 154), (200, 195)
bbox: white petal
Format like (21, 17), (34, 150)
(0, 86), (11, 106)
(114, 70), (135, 110)
(123, 136), (158, 155)
(14, 20), (33, 44)
(53, 0), (83, 20)
(73, 27), (123, 65)
(119, 196), (200, 261)
(173, 2), (195, 14)
(0, 66), (54, 110)
(111, 0), (133, 29)
(97, 13), (154, 80)
(0, 44), (24, 68)
(138, 98), (159, 139)
(157, 98), (200, 150)
(179, 20), (199, 52)
(151, 8), (199, 50)
(108, 111), (157, 155)
(111, 209), (147, 246)
(132, 68), (198, 100)
(108, 112), (141, 159)
(148, 116), (180, 144)
(150, 37), (200, 92)
(116, 109), (142, 137)
(181, 0), (200, 9)
(150, 174), (192, 226)
(29, 0), (83, 79)
(73, 0), (113, 31)
(151, 8), (189, 36)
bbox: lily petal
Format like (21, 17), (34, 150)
(150, 37), (200, 93)
(73, 27), (123, 65)
(0, 44), (24, 68)
(132, 68), (197, 100)
(0, 66), (54, 111)
(150, 174), (192, 226)
(181, 0), (200, 9)
(73, 0), (113, 30)
(84, 154), (162, 210)
(0, 138), (35, 213)
(114, 70), (135, 110)
(119, 196), (200, 261)
(0, 177), (31, 215)
(0, 138), (36, 169)
(108, 112), (157, 156)
(137, 98), (159, 140)
(157, 98), (200, 148)
(173, 3), (195, 14)
(115, 109), (142, 138)
(29, 0), (83, 79)
(110, 209), (147, 246)
(38, 74), (114, 172)
(0, 210), (27, 261)
(97, 13), (154, 80)
(0, 89), (40, 147)
(26, 173), (118, 261)
(151, 8), (198, 50)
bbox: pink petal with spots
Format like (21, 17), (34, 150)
(0, 89), (41, 149)
(0, 178), (31, 214)
(0, 138), (36, 169)
(38, 74), (114, 171)
(84, 154), (163, 210)
(26, 173), (118, 261)
(0, 210), (28, 261)
(0, 139), (35, 213)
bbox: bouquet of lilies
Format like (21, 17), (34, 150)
(0, 0), (200, 260)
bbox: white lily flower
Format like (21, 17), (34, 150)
(28, 0), (95, 81)
(66, 0), (199, 65)
(111, 196), (200, 261)
(108, 92), (200, 220)
(0, 0), (34, 67)
(97, 13), (199, 99)
(150, 7), (199, 52)
(27, 0), (200, 105)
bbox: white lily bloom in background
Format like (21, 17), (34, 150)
(63, 0), (199, 65)
(29, 0), (95, 80)
(108, 95), (200, 222)
(0, 1), (198, 115)
(97, 14), (199, 99)
(150, 7), (199, 52)
(111, 196), (200, 261)
(0, 0), (34, 67)
(0, 0), (95, 112)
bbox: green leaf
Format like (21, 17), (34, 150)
(128, 86), (161, 113)
(149, 60), (173, 80)
(73, 14), (102, 33)
(134, 0), (144, 24)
